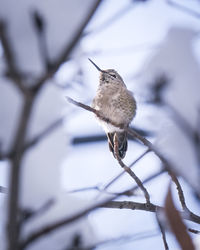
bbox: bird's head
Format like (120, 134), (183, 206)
(88, 59), (125, 86)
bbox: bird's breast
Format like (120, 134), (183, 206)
(92, 84), (136, 132)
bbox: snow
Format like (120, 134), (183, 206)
(137, 26), (200, 192)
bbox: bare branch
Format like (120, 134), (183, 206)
(65, 96), (200, 200)
(167, 171), (200, 225)
(102, 200), (200, 224)
(103, 149), (150, 192)
(155, 212), (169, 250)
(0, 185), (8, 194)
(83, 2), (135, 36)
(8, 95), (35, 250)
(188, 228), (200, 234)
(168, 171), (187, 210)
(20, 180), (200, 249)
(113, 133), (151, 204)
(102, 200), (157, 212)
(19, 196), (123, 249)
(166, 0), (200, 19)
(32, 0), (102, 93)
(1, 115), (65, 161)
(66, 97), (171, 166)
(64, 230), (160, 250)
(68, 168), (165, 198)
(165, 186), (195, 250)
(0, 21), (26, 93)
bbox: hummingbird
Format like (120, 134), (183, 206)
(89, 59), (137, 159)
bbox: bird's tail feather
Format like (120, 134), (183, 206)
(107, 132), (127, 159)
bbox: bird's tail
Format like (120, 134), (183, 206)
(107, 132), (127, 159)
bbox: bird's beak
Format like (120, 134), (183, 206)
(88, 58), (104, 72)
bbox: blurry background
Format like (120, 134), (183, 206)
(0, 0), (200, 249)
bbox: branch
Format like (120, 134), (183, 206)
(102, 201), (200, 224)
(102, 200), (157, 212)
(166, 0), (200, 19)
(165, 185), (195, 250)
(20, 181), (200, 249)
(72, 127), (151, 145)
(0, 185), (8, 194)
(168, 171), (187, 210)
(19, 195), (121, 249)
(32, 0), (102, 93)
(0, 21), (26, 94)
(66, 97), (151, 203)
(83, 2), (135, 36)
(65, 97), (200, 217)
(103, 149), (150, 191)
(113, 134), (151, 203)
(68, 168), (166, 200)
(65, 230), (160, 250)
(1, 115), (65, 161)
(8, 95), (35, 250)
(155, 212), (169, 250)
(188, 228), (200, 234)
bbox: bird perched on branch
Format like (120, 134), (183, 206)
(89, 58), (136, 159)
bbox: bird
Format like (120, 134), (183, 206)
(89, 58), (137, 159)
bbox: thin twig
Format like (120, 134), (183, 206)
(19, 195), (125, 249)
(103, 149), (150, 191)
(188, 228), (200, 234)
(155, 212), (169, 250)
(83, 2), (135, 36)
(0, 186), (8, 194)
(167, 171), (200, 223)
(166, 0), (200, 19)
(64, 230), (160, 250)
(8, 95), (35, 250)
(102, 200), (157, 212)
(1, 115), (66, 161)
(68, 168), (165, 198)
(32, 1), (102, 93)
(0, 21), (27, 94)
(168, 171), (187, 210)
(113, 133), (151, 204)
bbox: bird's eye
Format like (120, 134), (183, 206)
(111, 74), (116, 78)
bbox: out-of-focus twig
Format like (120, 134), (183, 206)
(0, 21), (26, 94)
(0, 115), (66, 161)
(8, 95), (35, 250)
(20, 199), (55, 223)
(83, 2), (135, 37)
(65, 230), (160, 250)
(188, 228), (200, 234)
(166, 0), (200, 19)
(32, 0), (102, 93)
(0, 185), (8, 194)
(68, 168), (165, 197)
(32, 10), (51, 70)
